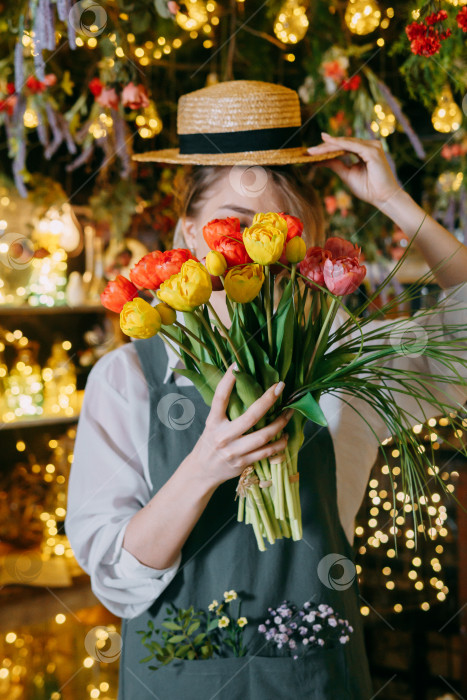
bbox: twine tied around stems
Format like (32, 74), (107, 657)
(235, 465), (300, 498)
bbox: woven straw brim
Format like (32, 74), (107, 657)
(132, 147), (345, 166)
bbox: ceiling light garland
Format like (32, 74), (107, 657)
(273, 0), (310, 44)
(345, 0), (381, 35)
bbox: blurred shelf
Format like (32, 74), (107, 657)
(0, 304), (106, 315)
(0, 573), (100, 628)
(1, 413), (80, 430)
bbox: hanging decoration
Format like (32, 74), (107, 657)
(273, 0), (309, 44)
(370, 102), (396, 137)
(175, 0), (209, 31)
(344, 0), (381, 35)
(136, 101), (163, 139)
(431, 85), (463, 133)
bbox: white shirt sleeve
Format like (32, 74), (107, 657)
(65, 342), (181, 619)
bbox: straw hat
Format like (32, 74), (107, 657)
(132, 80), (344, 166)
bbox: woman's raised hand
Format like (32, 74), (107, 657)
(190, 364), (294, 488)
(307, 133), (401, 210)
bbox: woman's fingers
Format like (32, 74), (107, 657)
(316, 157), (351, 179)
(308, 133), (381, 162)
(232, 407), (294, 455)
(228, 381), (286, 439)
(209, 363), (238, 423)
(240, 433), (290, 467)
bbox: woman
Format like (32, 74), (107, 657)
(66, 81), (467, 699)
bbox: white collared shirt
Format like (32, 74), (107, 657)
(65, 283), (467, 619)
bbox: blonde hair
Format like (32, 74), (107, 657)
(172, 165), (325, 250)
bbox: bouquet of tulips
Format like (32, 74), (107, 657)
(101, 212), (467, 552)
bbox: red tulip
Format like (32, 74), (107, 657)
(323, 256), (366, 296)
(130, 248), (198, 290)
(101, 275), (138, 313)
(211, 237), (251, 268)
(203, 218), (242, 248)
(298, 246), (332, 289)
(278, 213), (304, 241)
(324, 237), (361, 260)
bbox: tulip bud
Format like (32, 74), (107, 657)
(205, 250), (227, 276)
(285, 237), (307, 263)
(201, 256), (224, 291)
(155, 303), (176, 325)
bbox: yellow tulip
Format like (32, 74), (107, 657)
(157, 259), (212, 311)
(285, 237), (307, 263)
(252, 212), (288, 238)
(120, 298), (161, 339)
(205, 250), (227, 276)
(155, 303), (177, 325)
(243, 222), (286, 265)
(224, 264), (264, 303)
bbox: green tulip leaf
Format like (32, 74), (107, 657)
(287, 392), (328, 427)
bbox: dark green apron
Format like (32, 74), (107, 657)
(117, 335), (373, 699)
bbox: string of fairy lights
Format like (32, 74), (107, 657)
(14, 0), (466, 145)
(355, 413), (466, 618)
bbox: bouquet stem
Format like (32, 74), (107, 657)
(235, 444), (303, 550)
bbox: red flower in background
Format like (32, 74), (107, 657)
(6, 83), (16, 95)
(101, 275), (138, 313)
(43, 74), (57, 87)
(96, 87), (119, 110)
(457, 7), (467, 31)
(25, 76), (46, 93)
(122, 82), (150, 110)
(406, 10), (452, 57)
(0, 95), (17, 115)
(89, 77), (104, 97)
(341, 75), (361, 91)
(130, 248), (198, 289)
(426, 10), (447, 26)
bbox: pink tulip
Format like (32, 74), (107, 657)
(323, 256), (366, 296)
(324, 237), (361, 260)
(298, 247), (332, 289)
(121, 82), (150, 110)
(96, 87), (119, 110)
(168, 1), (180, 14)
